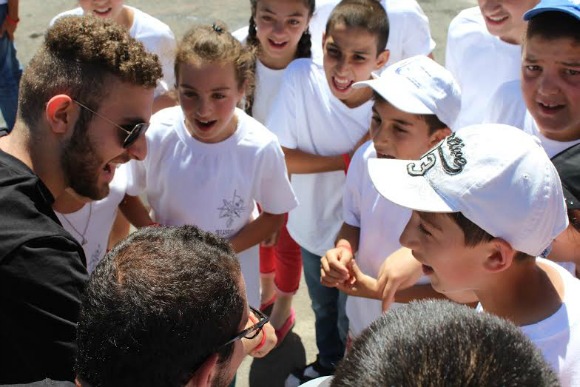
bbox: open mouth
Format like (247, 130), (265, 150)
(485, 14), (508, 25)
(102, 163), (116, 183)
(422, 264), (434, 275)
(332, 76), (353, 93)
(376, 153), (395, 159)
(195, 119), (217, 132)
(268, 39), (288, 49)
(538, 101), (565, 114)
(93, 7), (112, 16)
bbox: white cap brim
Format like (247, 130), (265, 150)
(368, 158), (456, 213)
(354, 74), (435, 116)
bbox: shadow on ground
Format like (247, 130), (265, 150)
(249, 331), (307, 387)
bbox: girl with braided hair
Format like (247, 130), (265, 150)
(232, 0), (316, 346)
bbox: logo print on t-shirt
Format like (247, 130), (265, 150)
(218, 190), (247, 228)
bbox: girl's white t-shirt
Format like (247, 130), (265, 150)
(128, 106), (297, 306)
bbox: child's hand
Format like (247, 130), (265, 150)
(261, 229), (280, 247)
(336, 260), (380, 299)
(376, 248), (423, 312)
(248, 322), (277, 358)
(320, 244), (354, 288)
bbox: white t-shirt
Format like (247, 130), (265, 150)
(128, 106), (297, 306)
(299, 376), (333, 387)
(50, 6), (176, 98)
(251, 60), (286, 125)
(520, 259), (580, 386)
(55, 164), (129, 273)
(308, 0), (435, 68)
(445, 7), (521, 129)
(487, 80), (580, 159)
(343, 141), (429, 336)
(267, 58), (372, 256)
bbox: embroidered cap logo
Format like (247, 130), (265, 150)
(407, 133), (467, 176)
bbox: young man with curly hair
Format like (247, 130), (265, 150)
(0, 15), (161, 383)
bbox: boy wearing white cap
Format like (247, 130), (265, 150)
(320, 55), (461, 339)
(483, 0), (580, 275)
(368, 124), (580, 385)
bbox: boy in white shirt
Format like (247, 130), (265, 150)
(307, 0), (435, 67)
(267, 0), (389, 383)
(484, 0), (580, 274)
(446, 0), (538, 129)
(320, 55), (461, 339)
(368, 124), (580, 386)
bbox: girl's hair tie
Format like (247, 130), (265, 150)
(211, 23), (224, 34)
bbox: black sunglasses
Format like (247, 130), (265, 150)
(73, 100), (149, 148)
(217, 306), (270, 350)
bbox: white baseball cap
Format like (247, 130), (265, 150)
(368, 124), (568, 256)
(353, 55), (461, 129)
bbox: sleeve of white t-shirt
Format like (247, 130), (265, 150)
(125, 159), (147, 197)
(154, 33), (177, 94)
(444, 16), (461, 79)
(266, 64), (299, 149)
(253, 140), (298, 214)
(232, 26), (249, 44)
(396, 0), (436, 58)
(483, 80), (527, 130)
(343, 142), (372, 228)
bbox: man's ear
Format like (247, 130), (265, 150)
(46, 94), (77, 135)
(185, 354), (219, 387)
(483, 238), (517, 273)
(375, 49), (390, 70)
(429, 127), (452, 147)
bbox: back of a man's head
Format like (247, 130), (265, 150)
(75, 225), (245, 387)
(331, 300), (560, 387)
(18, 15), (161, 133)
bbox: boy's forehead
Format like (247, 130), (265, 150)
(325, 23), (381, 53)
(523, 34), (580, 61)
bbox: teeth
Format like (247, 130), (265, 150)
(540, 102), (561, 108)
(488, 15), (507, 21)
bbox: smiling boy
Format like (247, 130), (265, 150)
(320, 55), (461, 340)
(267, 0), (389, 383)
(446, 0), (538, 129)
(368, 124), (580, 385)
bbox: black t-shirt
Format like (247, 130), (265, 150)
(0, 150), (88, 383)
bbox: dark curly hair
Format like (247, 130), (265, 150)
(18, 16), (162, 133)
(75, 225), (245, 387)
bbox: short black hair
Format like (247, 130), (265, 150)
(325, 0), (389, 54)
(75, 225), (245, 387)
(526, 11), (580, 44)
(446, 212), (532, 260)
(332, 300), (560, 387)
